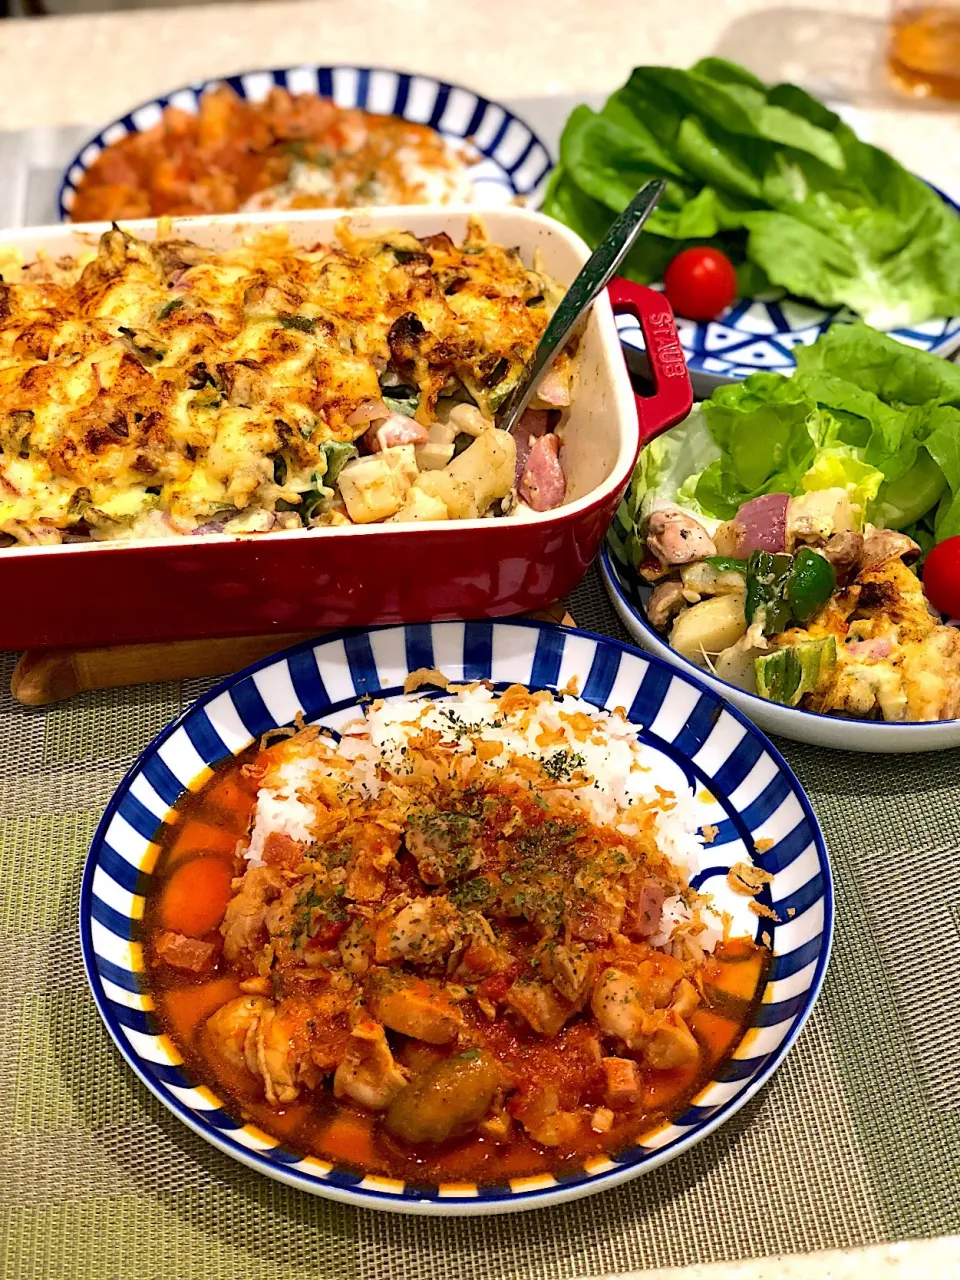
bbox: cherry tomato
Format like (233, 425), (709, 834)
(923, 535), (960, 617)
(663, 247), (738, 321)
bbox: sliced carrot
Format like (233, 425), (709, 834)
(689, 1008), (741, 1066)
(245, 1099), (314, 1141)
(160, 856), (235, 937)
(319, 1112), (378, 1168)
(165, 818), (240, 868)
(162, 976), (241, 1044)
(641, 1062), (698, 1112)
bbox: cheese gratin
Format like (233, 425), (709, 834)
(0, 220), (572, 546)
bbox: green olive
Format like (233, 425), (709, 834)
(384, 1050), (500, 1145)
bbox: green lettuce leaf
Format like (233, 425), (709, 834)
(545, 60), (960, 326)
(800, 446), (884, 528)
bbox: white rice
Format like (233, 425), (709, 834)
(242, 685), (724, 948)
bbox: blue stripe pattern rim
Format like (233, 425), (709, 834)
(601, 543), (960, 731)
(80, 618), (832, 1214)
(57, 65), (554, 222)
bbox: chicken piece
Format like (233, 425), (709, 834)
(253, 1000), (321, 1104)
(647, 580), (686, 632)
(821, 531), (864, 583)
(405, 811), (482, 885)
(155, 930), (218, 973)
(512, 1086), (581, 1147)
(384, 1049), (501, 1144)
(366, 970), (463, 1044)
(220, 865), (284, 961)
(601, 1056), (641, 1107)
(219, 360), (266, 408)
(646, 509), (716, 566)
(519, 433), (566, 512)
(448, 912), (511, 981)
(591, 967), (647, 1048)
(206, 995), (270, 1075)
(861, 529), (920, 569)
(205, 994), (318, 1104)
(644, 1010), (701, 1070)
(374, 896), (459, 966)
(505, 978), (577, 1036)
(679, 561), (747, 599)
(339, 917), (375, 974)
(534, 941), (594, 1005)
(333, 1019), (408, 1111)
(671, 978), (701, 1019)
(590, 957), (685, 1049)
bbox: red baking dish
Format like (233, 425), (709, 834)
(0, 207), (691, 648)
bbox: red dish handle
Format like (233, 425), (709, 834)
(607, 276), (692, 449)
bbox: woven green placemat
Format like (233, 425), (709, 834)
(3, 561), (959, 1280)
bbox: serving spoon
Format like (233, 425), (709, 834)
(496, 177), (666, 435)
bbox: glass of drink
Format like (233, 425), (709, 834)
(888, 2), (960, 99)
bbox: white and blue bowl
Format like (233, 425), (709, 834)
(602, 540), (960, 752)
(81, 620), (831, 1215)
(58, 66), (553, 221)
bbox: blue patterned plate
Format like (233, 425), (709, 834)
(81, 620), (830, 1214)
(58, 66), (553, 221)
(615, 185), (960, 390)
(601, 541), (960, 753)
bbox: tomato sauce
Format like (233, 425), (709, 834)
(143, 744), (770, 1186)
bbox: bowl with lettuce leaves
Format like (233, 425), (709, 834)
(602, 323), (960, 751)
(544, 58), (960, 390)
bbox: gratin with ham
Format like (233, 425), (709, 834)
(145, 682), (768, 1184)
(0, 219), (575, 547)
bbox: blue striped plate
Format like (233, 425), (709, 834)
(81, 620), (831, 1215)
(58, 66), (553, 221)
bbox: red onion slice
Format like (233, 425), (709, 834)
(735, 493), (789, 554)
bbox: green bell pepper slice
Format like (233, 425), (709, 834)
(704, 556), (748, 574)
(785, 547), (836, 623)
(745, 551), (794, 635)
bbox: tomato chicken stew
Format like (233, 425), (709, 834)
(144, 681), (769, 1186)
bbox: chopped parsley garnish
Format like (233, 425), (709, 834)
(541, 747), (586, 783)
(449, 876), (495, 909)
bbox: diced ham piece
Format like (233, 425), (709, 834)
(601, 1056), (641, 1107)
(519, 433), (566, 512)
(625, 878), (667, 938)
(155, 930), (218, 973)
(846, 636), (894, 661)
(363, 413), (430, 452)
(507, 407), (549, 483)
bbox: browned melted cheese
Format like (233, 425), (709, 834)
(0, 220), (559, 545)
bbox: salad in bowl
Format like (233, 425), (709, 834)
(605, 322), (960, 749)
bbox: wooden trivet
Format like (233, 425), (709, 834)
(10, 602), (574, 706)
